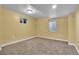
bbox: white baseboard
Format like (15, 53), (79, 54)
(68, 42), (79, 54)
(0, 47), (2, 51)
(37, 36), (79, 54)
(1, 36), (68, 48)
(37, 36), (68, 42)
(1, 36), (36, 48)
(0, 36), (68, 51)
(0, 35), (79, 54)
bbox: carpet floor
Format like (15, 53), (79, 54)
(0, 37), (78, 55)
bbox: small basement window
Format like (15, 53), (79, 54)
(20, 18), (27, 24)
(48, 18), (56, 32)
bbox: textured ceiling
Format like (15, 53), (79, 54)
(2, 4), (78, 18)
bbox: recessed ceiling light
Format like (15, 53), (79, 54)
(52, 5), (57, 9)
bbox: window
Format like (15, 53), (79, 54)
(20, 18), (27, 24)
(48, 18), (56, 32)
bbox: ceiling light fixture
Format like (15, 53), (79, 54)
(52, 5), (57, 9)
(27, 9), (32, 14)
(24, 7), (33, 14)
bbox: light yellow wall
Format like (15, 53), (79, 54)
(67, 6), (79, 49)
(0, 7), (36, 44)
(1, 5), (79, 50)
(67, 7), (79, 50)
(36, 17), (68, 40)
(0, 7), (69, 44)
(75, 7), (79, 49)
(0, 6), (3, 43)
(68, 12), (76, 43)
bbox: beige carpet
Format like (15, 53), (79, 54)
(0, 37), (78, 55)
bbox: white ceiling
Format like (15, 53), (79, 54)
(2, 4), (78, 18)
